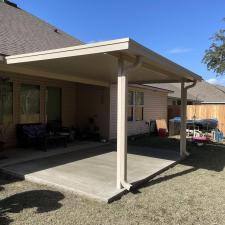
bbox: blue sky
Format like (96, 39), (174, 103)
(15, 0), (225, 84)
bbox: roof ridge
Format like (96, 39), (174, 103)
(214, 84), (225, 95)
(0, 0), (18, 8)
(10, 3), (83, 44)
(0, 3), (82, 55)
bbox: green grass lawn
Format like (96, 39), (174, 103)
(1, 136), (225, 225)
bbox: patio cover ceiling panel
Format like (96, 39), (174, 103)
(5, 38), (202, 85)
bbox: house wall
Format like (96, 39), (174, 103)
(0, 70), (111, 148)
(76, 83), (110, 139)
(0, 71), (77, 148)
(109, 84), (168, 139)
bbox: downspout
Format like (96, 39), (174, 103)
(184, 80), (197, 91)
(181, 80), (197, 156)
(119, 55), (143, 191)
(124, 55), (143, 74)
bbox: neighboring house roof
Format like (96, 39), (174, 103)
(188, 82), (225, 103)
(149, 81), (225, 103)
(147, 83), (197, 101)
(215, 84), (225, 94)
(0, 1), (82, 56)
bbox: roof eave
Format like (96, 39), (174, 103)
(128, 39), (202, 82)
(5, 38), (202, 83)
(129, 84), (174, 93)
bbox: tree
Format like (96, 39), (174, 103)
(203, 19), (225, 76)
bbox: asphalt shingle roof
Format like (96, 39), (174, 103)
(149, 81), (225, 103)
(0, 1), (82, 56)
(148, 83), (197, 101)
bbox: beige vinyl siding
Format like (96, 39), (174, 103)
(109, 84), (168, 139)
(0, 70), (110, 148)
(76, 83), (110, 139)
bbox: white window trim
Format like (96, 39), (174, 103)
(128, 90), (144, 122)
(128, 90), (134, 121)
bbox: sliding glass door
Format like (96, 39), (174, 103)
(46, 87), (61, 122)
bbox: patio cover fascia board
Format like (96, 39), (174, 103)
(201, 102), (225, 104)
(5, 38), (202, 84)
(168, 96), (202, 102)
(6, 38), (130, 63)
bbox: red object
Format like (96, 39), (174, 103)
(158, 128), (167, 137)
(192, 136), (211, 143)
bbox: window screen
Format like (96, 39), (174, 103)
(20, 84), (40, 123)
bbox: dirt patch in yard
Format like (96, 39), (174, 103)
(1, 137), (225, 225)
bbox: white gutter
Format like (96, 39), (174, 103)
(180, 80), (197, 157)
(201, 102), (225, 104)
(6, 38), (130, 64)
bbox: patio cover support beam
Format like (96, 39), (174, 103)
(117, 55), (142, 190)
(180, 80), (188, 157)
(180, 80), (197, 157)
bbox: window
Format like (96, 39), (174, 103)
(0, 82), (13, 124)
(128, 91), (134, 121)
(172, 100), (177, 105)
(135, 91), (144, 121)
(20, 84), (40, 123)
(127, 90), (144, 121)
(46, 87), (61, 122)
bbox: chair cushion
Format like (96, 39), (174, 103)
(22, 124), (47, 138)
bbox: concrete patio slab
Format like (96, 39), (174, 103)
(0, 141), (106, 168)
(1, 144), (180, 202)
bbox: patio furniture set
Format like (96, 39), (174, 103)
(16, 121), (71, 151)
(16, 118), (101, 151)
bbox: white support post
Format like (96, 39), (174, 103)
(116, 55), (142, 190)
(116, 57), (128, 189)
(180, 80), (188, 157)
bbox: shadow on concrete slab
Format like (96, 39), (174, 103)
(2, 144), (180, 177)
(3, 144), (114, 175)
(128, 145), (179, 161)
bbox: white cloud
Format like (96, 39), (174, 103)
(206, 77), (225, 85)
(167, 48), (193, 54)
(206, 78), (218, 84)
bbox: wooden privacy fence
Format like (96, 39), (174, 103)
(168, 104), (225, 134)
(187, 104), (225, 134)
